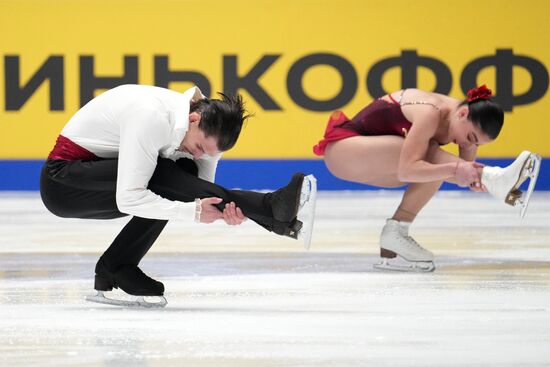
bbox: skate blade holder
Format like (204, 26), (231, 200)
(86, 291), (168, 308)
(297, 174), (317, 250)
(373, 251), (435, 273)
(373, 258), (435, 273)
(506, 153), (541, 219)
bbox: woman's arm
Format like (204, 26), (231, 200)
(459, 145), (478, 162)
(397, 107), (457, 183)
(459, 144), (487, 191)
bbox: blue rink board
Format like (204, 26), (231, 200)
(0, 158), (547, 191)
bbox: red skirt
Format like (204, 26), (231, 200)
(312, 111), (360, 156)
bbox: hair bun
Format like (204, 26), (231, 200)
(467, 85), (493, 102)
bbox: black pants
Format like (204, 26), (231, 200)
(40, 158), (280, 272)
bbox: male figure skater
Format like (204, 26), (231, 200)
(40, 85), (316, 307)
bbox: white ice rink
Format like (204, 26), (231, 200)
(1, 191), (550, 366)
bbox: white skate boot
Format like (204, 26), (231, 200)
(373, 219), (435, 272)
(298, 175), (317, 250)
(481, 150), (541, 218)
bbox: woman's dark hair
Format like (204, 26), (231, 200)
(190, 93), (251, 151)
(458, 98), (504, 139)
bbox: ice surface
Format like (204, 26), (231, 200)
(1, 191), (549, 366)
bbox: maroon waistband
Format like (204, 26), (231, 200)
(48, 135), (100, 161)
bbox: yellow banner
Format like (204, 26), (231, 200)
(1, 0), (549, 159)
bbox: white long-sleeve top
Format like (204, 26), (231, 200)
(61, 84), (221, 221)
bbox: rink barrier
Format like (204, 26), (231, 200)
(0, 158), (548, 191)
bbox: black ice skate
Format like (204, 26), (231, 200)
(86, 259), (167, 308)
(271, 173), (306, 222)
(270, 173), (317, 249)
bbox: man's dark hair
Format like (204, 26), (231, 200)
(458, 98), (504, 140)
(190, 93), (251, 151)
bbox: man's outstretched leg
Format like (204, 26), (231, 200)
(148, 158), (316, 243)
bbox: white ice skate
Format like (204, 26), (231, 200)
(373, 219), (435, 272)
(297, 174), (317, 250)
(481, 151), (541, 218)
(86, 291), (167, 308)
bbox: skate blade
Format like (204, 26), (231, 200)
(518, 153), (541, 219)
(373, 257), (435, 273)
(85, 291), (167, 309)
(297, 175), (317, 250)
(505, 152), (537, 206)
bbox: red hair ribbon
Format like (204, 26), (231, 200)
(466, 85), (493, 102)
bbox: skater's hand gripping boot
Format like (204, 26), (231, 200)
(454, 161), (485, 187)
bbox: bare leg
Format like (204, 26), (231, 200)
(393, 140), (450, 222)
(393, 181), (442, 222)
(325, 136), (463, 271)
(324, 135), (403, 187)
(324, 137), (467, 221)
(324, 136), (470, 186)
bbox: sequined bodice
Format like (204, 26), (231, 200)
(339, 89), (440, 137)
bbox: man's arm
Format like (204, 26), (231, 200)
(195, 153), (221, 182)
(194, 153), (247, 225)
(116, 106), (197, 221)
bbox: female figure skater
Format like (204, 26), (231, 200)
(314, 85), (540, 272)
